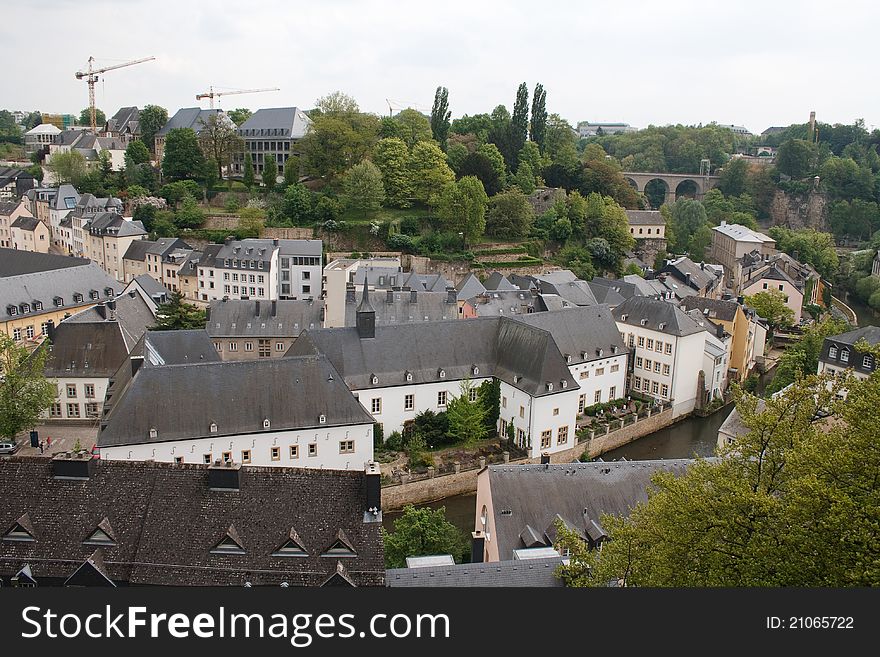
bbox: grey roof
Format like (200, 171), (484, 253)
(0, 249), (89, 277)
(487, 460), (695, 560)
(140, 330), (220, 366)
(87, 213), (146, 237)
(289, 315), (578, 397)
(49, 185), (80, 211)
(207, 299), (324, 338)
(743, 263), (802, 292)
(10, 215), (40, 231)
(156, 108), (225, 137)
(824, 325), (880, 347)
(277, 239), (323, 257)
(587, 280), (628, 307)
(455, 272), (487, 300)
(386, 556), (564, 587)
(130, 275), (170, 303)
(1, 262), (122, 321)
(625, 209), (665, 226)
(535, 293), (575, 312)
(484, 272), (518, 291)
(351, 267), (450, 292)
(124, 238), (191, 263)
(467, 289), (540, 316)
(176, 250), (203, 278)
(105, 107), (139, 135)
(533, 277), (598, 307)
(64, 290), (156, 352)
(512, 305), (627, 365)
(658, 257), (718, 293)
(98, 355), (373, 448)
(680, 296), (740, 323)
(216, 239), (274, 263)
(507, 274), (538, 290)
(236, 107), (312, 140)
(197, 243), (224, 269)
(0, 201), (24, 216)
(346, 289), (457, 326)
(613, 295), (708, 337)
(0, 458), (383, 586)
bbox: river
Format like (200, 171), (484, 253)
(842, 293), (877, 328)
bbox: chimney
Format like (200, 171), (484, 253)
(410, 289), (418, 304)
(224, 235), (234, 245)
(46, 319), (55, 342)
(130, 355), (144, 377)
(700, 261), (705, 270)
(208, 462), (241, 491)
(386, 290), (394, 304)
(271, 300), (277, 317)
(446, 287), (456, 304)
(107, 299), (116, 320)
(345, 284), (356, 303)
(540, 452), (551, 465)
(52, 451), (95, 479)
(273, 239), (279, 247)
(471, 530), (486, 563)
(685, 272), (692, 286)
(95, 303), (106, 319)
(254, 300), (261, 317)
(364, 461), (381, 521)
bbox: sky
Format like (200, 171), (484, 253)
(3, 0), (879, 133)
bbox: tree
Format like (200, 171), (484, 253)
(487, 187), (534, 239)
(138, 105), (168, 154)
(0, 334), (56, 441)
(436, 176), (488, 248)
(79, 108), (105, 127)
(382, 505), (469, 568)
(430, 86), (451, 150)
(556, 374), (880, 586)
(512, 161), (536, 194)
(393, 108), (432, 149)
(744, 289), (795, 333)
(529, 83), (547, 151)
(152, 291), (207, 330)
(830, 199), (880, 241)
(342, 160), (385, 216)
(518, 141), (547, 179)
(580, 158), (641, 208)
(543, 113), (579, 169)
(583, 193), (635, 266)
(46, 150), (88, 186)
(282, 155), (300, 187)
(198, 113), (243, 180)
(261, 154), (278, 189)
(314, 91), (359, 115)
(174, 195), (204, 229)
(667, 198), (710, 254)
(227, 108), (252, 127)
(445, 379), (488, 445)
(717, 157), (749, 196)
(281, 184), (314, 225)
(161, 128), (206, 182)
(125, 139), (151, 166)
(688, 224), (713, 261)
(767, 317), (849, 394)
(776, 139), (817, 179)
(243, 152), (255, 189)
(458, 152), (502, 197)
(508, 82), (530, 171)
(373, 138), (412, 208)
(300, 113), (379, 181)
(408, 140), (455, 205)
(767, 226), (840, 280)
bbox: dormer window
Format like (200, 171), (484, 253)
(546, 382), (554, 391)
(829, 345), (838, 359)
(272, 529), (308, 557)
(263, 418), (270, 429)
(53, 296), (63, 307)
(565, 354), (572, 364)
(658, 323), (666, 330)
(7, 305), (17, 316)
(149, 427), (157, 439)
(321, 529), (357, 558)
(621, 314), (628, 321)
(371, 374), (379, 385)
(640, 318), (648, 326)
(83, 518), (116, 547)
(561, 380), (568, 389)
(19, 303), (30, 314)
(105, 287), (114, 297)
(319, 414), (326, 424)
(33, 300), (43, 311)
(89, 290), (99, 300)
(211, 525), (246, 555)
(472, 365), (480, 376)
(3, 514), (36, 543)
(438, 368), (446, 379)
(210, 422), (218, 433)
(840, 349), (849, 363)
(405, 370), (413, 382)
(581, 351), (587, 359)
(863, 355), (874, 369)
(73, 293), (83, 303)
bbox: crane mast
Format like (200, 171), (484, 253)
(75, 56), (155, 133)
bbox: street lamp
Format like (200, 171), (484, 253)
(458, 231), (464, 251)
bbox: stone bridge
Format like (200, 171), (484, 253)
(623, 172), (721, 208)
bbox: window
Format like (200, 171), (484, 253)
(636, 357), (643, 368)
(259, 339), (271, 358)
(634, 377), (641, 391)
(303, 271), (310, 280)
(661, 384), (669, 397)
(289, 445), (299, 459)
(339, 440), (355, 454)
(579, 370), (589, 379)
(578, 394), (586, 413)
(655, 341), (663, 352)
(646, 338), (654, 350)
(276, 342), (285, 352)
(557, 426), (569, 445)
(778, 284), (784, 291)
(628, 334), (635, 347)
(499, 418), (507, 435)
(762, 283), (769, 290)
(85, 403), (99, 418)
(271, 446), (280, 461)
(596, 368), (604, 376)
(829, 345), (838, 359)
(652, 381), (659, 395)
(84, 384), (95, 398)
(222, 451), (232, 463)
(663, 364), (670, 376)
(638, 336), (645, 347)
(50, 403), (62, 417)
(244, 341), (253, 352)
(241, 450), (251, 464)
(174, 456), (184, 464)
(67, 403), (80, 418)
(438, 391), (447, 407)
(203, 453), (212, 464)
(12, 328), (21, 341)
(40, 322), (48, 335)
(404, 394), (414, 411)
(594, 390), (602, 403)
(863, 355), (874, 369)
(517, 428), (526, 446)
(654, 361), (661, 373)
(25, 326), (34, 339)
(519, 405), (525, 418)
(611, 363), (620, 373)
(308, 443), (317, 457)
(469, 388), (478, 402)
(502, 396), (507, 408)
(540, 430), (552, 449)
(644, 359), (652, 371)
(228, 342), (238, 352)
(609, 386), (616, 399)
(666, 343), (673, 354)
(840, 349), (849, 363)
(66, 384), (77, 398)
(371, 398), (382, 414)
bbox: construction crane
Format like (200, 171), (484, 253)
(386, 98), (429, 118)
(75, 56), (156, 133)
(196, 86), (281, 109)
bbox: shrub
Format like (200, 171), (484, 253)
(385, 430), (404, 451)
(386, 233), (416, 251)
(225, 197), (241, 213)
(399, 216), (422, 236)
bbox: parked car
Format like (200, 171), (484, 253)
(0, 441), (20, 455)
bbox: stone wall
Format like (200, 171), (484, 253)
(203, 215), (241, 230)
(770, 189), (828, 231)
(263, 227), (315, 240)
(634, 237), (667, 269)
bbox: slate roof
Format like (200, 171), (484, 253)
(483, 272), (518, 291)
(105, 107), (139, 135)
(0, 458), (384, 587)
(587, 280), (628, 307)
(207, 299), (324, 338)
(467, 290), (540, 316)
(277, 239), (323, 257)
(455, 272), (487, 300)
(680, 296), (740, 323)
(487, 460), (695, 560)
(289, 315), (578, 397)
(513, 306), (626, 365)
(386, 557), (564, 587)
(64, 289), (156, 349)
(10, 216), (40, 231)
(659, 256), (718, 292)
(49, 185), (80, 211)
(129, 275), (170, 304)
(712, 222), (774, 244)
(123, 238), (191, 262)
(533, 277), (598, 307)
(140, 329), (220, 366)
(625, 210), (665, 226)
(235, 107), (312, 140)
(345, 289), (456, 326)
(350, 267), (449, 292)
(198, 243), (224, 268)
(612, 296), (708, 337)
(823, 325), (880, 348)
(156, 108), (225, 137)
(0, 249), (89, 277)
(98, 355), (373, 448)
(0, 201), (24, 216)
(743, 264), (802, 292)
(819, 326), (880, 375)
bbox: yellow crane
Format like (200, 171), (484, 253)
(75, 56), (156, 133)
(195, 86), (281, 109)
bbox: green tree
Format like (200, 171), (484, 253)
(46, 150), (87, 186)
(767, 226), (840, 280)
(22, 112), (42, 130)
(450, 113), (493, 142)
(667, 198), (710, 254)
(487, 187), (534, 239)
(767, 317), (849, 394)
(529, 82), (547, 151)
(0, 334), (56, 441)
(174, 195), (204, 229)
(152, 291), (207, 330)
(512, 161), (536, 194)
(161, 128), (206, 182)
(227, 108), (252, 126)
(373, 138), (412, 208)
(745, 289), (795, 333)
(300, 113), (379, 181)
(342, 160), (385, 216)
(394, 108), (432, 149)
(518, 141), (547, 178)
(125, 139), (151, 165)
(243, 152), (255, 189)
(508, 82), (530, 171)
(446, 142), (469, 174)
(716, 157), (749, 196)
(79, 107), (105, 127)
(138, 105), (168, 154)
(314, 91), (360, 115)
(583, 193), (635, 264)
(408, 140), (455, 205)
(435, 176), (488, 248)
(543, 113), (579, 169)
(689, 224), (713, 261)
(776, 139), (817, 179)
(282, 155), (300, 187)
(830, 199), (880, 241)
(458, 152), (502, 196)
(281, 183), (314, 225)
(430, 86), (451, 149)
(261, 154), (278, 189)
(476, 143), (507, 187)
(382, 505), (469, 568)
(198, 113), (243, 180)
(0, 110), (22, 144)
(445, 378), (488, 445)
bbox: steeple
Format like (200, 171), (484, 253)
(356, 278), (375, 339)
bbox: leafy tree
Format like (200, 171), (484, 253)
(529, 82), (547, 150)
(261, 154), (278, 189)
(138, 105), (168, 154)
(582, 193), (635, 266)
(767, 317), (849, 394)
(125, 139), (151, 165)
(281, 183), (314, 225)
(830, 199), (880, 241)
(152, 291), (207, 330)
(486, 187), (534, 239)
(46, 150), (87, 186)
(373, 138), (412, 208)
(300, 113), (379, 181)
(22, 112), (42, 130)
(342, 160), (385, 216)
(518, 141), (547, 178)
(581, 157), (641, 208)
(283, 155), (300, 187)
(550, 217), (573, 242)
(508, 82), (529, 171)
(717, 157), (749, 196)
(666, 198), (709, 254)
(408, 140), (455, 205)
(227, 108), (252, 126)
(243, 152), (255, 189)
(476, 143), (507, 187)
(486, 105), (512, 171)
(198, 113), (243, 180)
(445, 378), (488, 445)
(174, 195), (204, 229)
(512, 161), (536, 194)
(160, 180), (201, 206)
(0, 110), (22, 144)
(0, 333), (56, 441)
(477, 378), (501, 435)
(767, 226), (840, 279)
(776, 139), (817, 179)
(450, 113), (493, 142)
(162, 128), (206, 182)
(819, 156), (875, 201)
(26, 163), (44, 184)
(435, 176), (488, 248)
(557, 244), (597, 280)
(79, 107), (105, 127)
(543, 113), (579, 169)
(383, 505), (469, 568)
(744, 289), (795, 333)
(394, 108), (432, 149)
(566, 190), (588, 233)
(314, 91), (360, 115)
(430, 86), (451, 149)
(688, 223), (713, 261)
(378, 116), (403, 140)
(595, 124), (736, 174)
(458, 152), (501, 196)
(445, 142), (469, 174)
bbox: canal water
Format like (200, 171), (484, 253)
(843, 293), (877, 328)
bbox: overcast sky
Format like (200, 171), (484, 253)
(4, 0), (878, 133)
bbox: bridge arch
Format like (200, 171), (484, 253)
(674, 179), (699, 201)
(644, 178), (671, 209)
